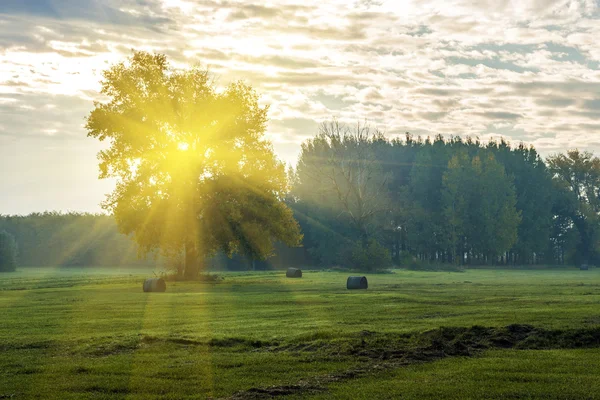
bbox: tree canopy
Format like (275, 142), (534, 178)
(293, 121), (390, 244)
(547, 150), (600, 265)
(442, 151), (521, 263)
(86, 51), (301, 278)
(290, 127), (572, 269)
(0, 230), (18, 272)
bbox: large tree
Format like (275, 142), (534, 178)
(86, 51), (301, 278)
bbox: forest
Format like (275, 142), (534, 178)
(0, 212), (307, 270)
(2, 121), (599, 270)
(292, 122), (600, 269)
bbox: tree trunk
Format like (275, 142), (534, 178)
(360, 229), (369, 249)
(572, 215), (592, 265)
(184, 242), (200, 280)
(395, 230), (401, 263)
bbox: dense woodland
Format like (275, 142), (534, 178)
(2, 123), (600, 270)
(291, 123), (600, 269)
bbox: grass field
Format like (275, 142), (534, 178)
(1, 267), (600, 399)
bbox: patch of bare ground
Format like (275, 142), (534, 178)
(220, 324), (600, 399)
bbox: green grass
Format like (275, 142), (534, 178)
(1, 267), (599, 399)
(295, 349), (600, 399)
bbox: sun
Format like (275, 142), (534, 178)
(178, 142), (190, 151)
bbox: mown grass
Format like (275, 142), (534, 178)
(1, 267), (599, 399)
(294, 349), (600, 399)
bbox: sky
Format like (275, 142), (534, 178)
(1, 0), (600, 214)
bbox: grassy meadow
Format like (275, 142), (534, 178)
(1, 267), (600, 399)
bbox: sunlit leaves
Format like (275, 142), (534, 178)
(86, 51), (301, 274)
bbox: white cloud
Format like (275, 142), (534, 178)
(0, 0), (600, 212)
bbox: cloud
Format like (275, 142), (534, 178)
(0, 0), (173, 26)
(226, 4), (282, 20)
(536, 97), (577, 107)
(474, 111), (523, 120)
(270, 117), (320, 139)
(583, 99), (600, 110)
(0, 92), (93, 140)
(2, 0), (600, 213)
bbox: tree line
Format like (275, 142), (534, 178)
(2, 51), (599, 273)
(0, 212), (308, 270)
(0, 213), (153, 267)
(2, 129), (598, 271)
(288, 122), (600, 269)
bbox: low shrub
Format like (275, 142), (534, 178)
(345, 239), (392, 272)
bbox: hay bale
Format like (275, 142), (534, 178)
(286, 268), (302, 278)
(580, 264), (589, 270)
(347, 276), (368, 290)
(143, 278), (166, 292)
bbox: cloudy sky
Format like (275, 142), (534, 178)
(1, 0), (600, 214)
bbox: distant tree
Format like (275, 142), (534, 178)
(287, 199), (350, 266)
(487, 140), (554, 264)
(291, 128), (587, 267)
(292, 121), (392, 269)
(443, 151), (521, 264)
(294, 121), (391, 245)
(86, 51), (302, 279)
(0, 212), (160, 268)
(373, 134), (422, 263)
(547, 150), (600, 265)
(405, 136), (453, 260)
(346, 239), (392, 271)
(0, 230), (18, 272)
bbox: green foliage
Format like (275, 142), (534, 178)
(489, 141), (554, 263)
(406, 136), (453, 255)
(0, 230), (18, 272)
(294, 122), (389, 233)
(442, 151), (521, 262)
(345, 239), (392, 272)
(163, 251), (185, 277)
(0, 213), (307, 270)
(292, 121), (391, 266)
(86, 51), (301, 278)
(400, 251), (464, 272)
(288, 200), (355, 266)
(293, 130), (567, 267)
(0, 212), (157, 267)
(547, 150), (600, 265)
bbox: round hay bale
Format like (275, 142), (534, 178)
(143, 278), (166, 292)
(286, 268), (302, 278)
(347, 276), (368, 290)
(580, 264), (589, 270)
